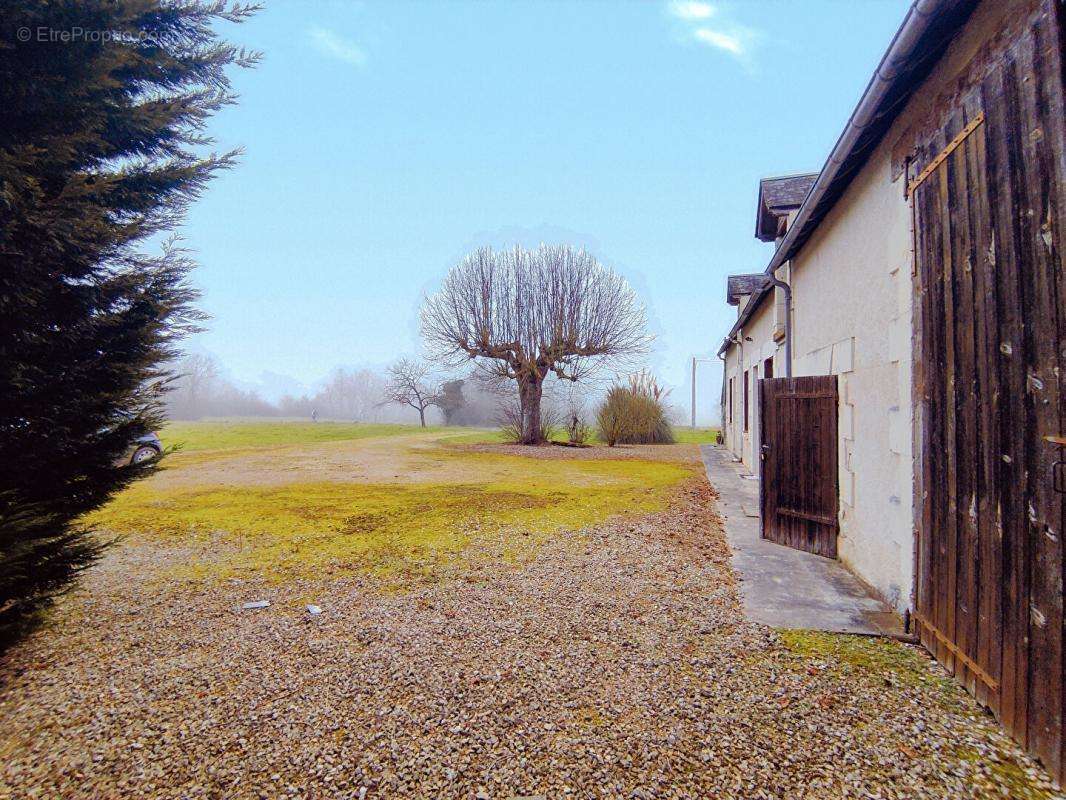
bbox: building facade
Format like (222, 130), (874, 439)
(717, 0), (1065, 781)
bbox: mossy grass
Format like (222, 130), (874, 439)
(779, 629), (956, 695)
(952, 748), (1059, 800)
(779, 631), (1058, 797)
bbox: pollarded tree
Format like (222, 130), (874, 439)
(0, 1), (258, 644)
(422, 245), (648, 444)
(383, 358), (441, 427)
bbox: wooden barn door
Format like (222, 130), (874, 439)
(911, 2), (1065, 780)
(759, 375), (839, 558)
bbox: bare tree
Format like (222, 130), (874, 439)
(319, 368), (387, 421)
(383, 358), (441, 427)
(166, 353), (219, 420)
(421, 245), (648, 444)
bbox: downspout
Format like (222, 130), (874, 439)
(765, 273), (793, 377)
(734, 333), (744, 458)
(717, 350), (727, 446)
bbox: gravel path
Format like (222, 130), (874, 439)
(0, 476), (1060, 799)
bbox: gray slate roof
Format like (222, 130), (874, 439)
(726, 273), (770, 306)
(755, 173), (818, 241)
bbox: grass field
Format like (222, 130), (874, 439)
(671, 426), (721, 444)
(90, 420), (698, 584)
(439, 424), (720, 446)
(160, 419), (452, 452)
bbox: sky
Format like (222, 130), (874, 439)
(177, 0), (910, 423)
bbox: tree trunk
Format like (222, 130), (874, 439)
(418, 407), (426, 427)
(517, 375), (544, 444)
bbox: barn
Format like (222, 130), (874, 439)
(717, 0), (1065, 781)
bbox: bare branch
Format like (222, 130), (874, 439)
(382, 357), (442, 427)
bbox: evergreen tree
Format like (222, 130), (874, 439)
(437, 380), (466, 425)
(0, 1), (259, 644)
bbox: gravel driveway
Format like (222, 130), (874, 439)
(0, 474), (1060, 799)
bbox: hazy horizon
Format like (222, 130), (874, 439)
(168, 0), (910, 424)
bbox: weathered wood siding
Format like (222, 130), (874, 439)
(759, 375), (839, 558)
(911, 0), (1065, 780)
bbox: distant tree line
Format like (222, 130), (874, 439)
(164, 354), (503, 426)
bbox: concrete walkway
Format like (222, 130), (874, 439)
(700, 445), (905, 637)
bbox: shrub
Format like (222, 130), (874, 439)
(498, 400), (559, 444)
(564, 400), (593, 446)
(596, 371), (675, 446)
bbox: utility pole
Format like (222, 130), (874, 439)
(691, 357), (696, 429)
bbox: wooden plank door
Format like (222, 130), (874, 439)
(911, 1), (1065, 780)
(759, 375), (839, 558)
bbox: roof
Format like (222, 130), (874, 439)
(719, 0), (979, 357)
(755, 173), (818, 242)
(726, 274), (770, 305)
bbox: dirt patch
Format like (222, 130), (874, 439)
(454, 441), (703, 464)
(149, 434), (702, 492)
(149, 431), (464, 490)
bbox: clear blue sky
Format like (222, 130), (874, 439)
(180, 0), (909, 422)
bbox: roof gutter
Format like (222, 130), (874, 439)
(718, 0), (975, 357)
(763, 0), (950, 276)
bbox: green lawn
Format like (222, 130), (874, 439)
(160, 420), (458, 452)
(671, 427), (721, 444)
(162, 419), (720, 450)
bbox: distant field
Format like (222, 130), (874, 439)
(161, 420), (464, 452)
(671, 427), (720, 444)
(161, 419), (720, 450)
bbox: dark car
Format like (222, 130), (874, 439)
(111, 411), (163, 465)
(126, 431), (163, 465)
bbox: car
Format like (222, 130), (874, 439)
(126, 431), (163, 465)
(111, 411), (163, 465)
